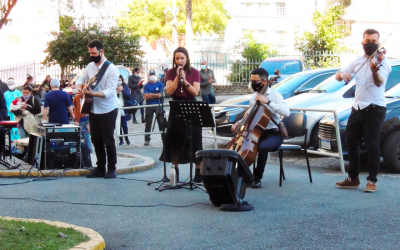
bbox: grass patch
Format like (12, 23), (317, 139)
(0, 219), (90, 250)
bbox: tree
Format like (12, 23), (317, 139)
(59, 15), (74, 33)
(295, 4), (346, 67)
(227, 31), (278, 85)
(43, 24), (143, 78)
(117, 0), (230, 58)
(0, 0), (18, 30)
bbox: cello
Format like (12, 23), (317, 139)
(227, 70), (281, 167)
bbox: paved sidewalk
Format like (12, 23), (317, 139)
(0, 148), (399, 249)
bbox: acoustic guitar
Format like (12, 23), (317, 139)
(80, 75), (97, 114)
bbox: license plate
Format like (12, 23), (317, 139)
(321, 139), (331, 150)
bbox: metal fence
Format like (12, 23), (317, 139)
(0, 50), (360, 86)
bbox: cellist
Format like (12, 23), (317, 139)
(231, 68), (290, 188)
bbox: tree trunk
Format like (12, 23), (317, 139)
(0, 0), (18, 31)
(185, 0), (193, 56)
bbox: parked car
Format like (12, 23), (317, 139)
(214, 68), (338, 137)
(65, 65), (131, 101)
(247, 56), (309, 93)
(319, 82), (400, 173)
(284, 59), (400, 150)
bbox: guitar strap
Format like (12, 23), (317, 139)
(90, 61), (111, 90)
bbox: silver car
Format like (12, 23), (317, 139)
(284, 59), (400, 149)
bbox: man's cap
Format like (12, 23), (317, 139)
(149, 69), (156, 75)
(50, 78), (60, 87)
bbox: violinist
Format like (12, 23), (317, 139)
(335, 29), (391, 192)
(231, 68), (290, 188)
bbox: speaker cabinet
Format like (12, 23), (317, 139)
(196, 149), (253, 207)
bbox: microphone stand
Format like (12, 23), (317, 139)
(147, 86), (169, 189)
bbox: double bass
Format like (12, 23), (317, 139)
(226, 70), (281, 167)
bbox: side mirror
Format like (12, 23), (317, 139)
(294, 89), (310, 95)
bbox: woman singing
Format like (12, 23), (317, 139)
(160, 47), (202, 183)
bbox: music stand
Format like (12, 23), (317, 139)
(25, 133), (45, 178)
(159, 100), (215, 192)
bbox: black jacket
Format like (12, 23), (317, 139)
(128, 74), (144, 103)
(0, 80), (8, 93)
(0, 89), (8, 121)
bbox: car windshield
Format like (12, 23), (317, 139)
(271, 72), (310, 93)
(311, 75), (347, 93)
(385, 82), (400, 98)
(260, 60), (301, 75)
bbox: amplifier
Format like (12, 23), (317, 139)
(34, 125), (81, 170)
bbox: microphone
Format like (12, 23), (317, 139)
(179, 64), (184, 85)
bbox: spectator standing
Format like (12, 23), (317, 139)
(143, 70), (165, 146)
(42, 79), (75, 124)
(0, 77), (8, 93)
(128, 67), (145, 124)
(199, 60), (216, 104)
(4, 78), (22, 141)
(117, 75), (131, 146)
(23, 75), (42, 106)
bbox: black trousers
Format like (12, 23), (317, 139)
(89, 109), (118, 171)
(346, 104), (386, 182)
(254, 129), (283, 180)
(145, 106), (165, 142)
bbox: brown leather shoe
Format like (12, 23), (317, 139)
(336, 177), (360, 188)
(364, 180), (377, 192)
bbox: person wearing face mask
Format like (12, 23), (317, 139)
(23, 75), (43, 106)
(231, 68), (290, 188)
(128, 68), (145, 124)
(335, 29), (391, 193)
(4, 78), (22, 141)
(75, 39), (120, 179)
(117, 75), (132, 146)
(11, 85), (41, 137)
(143, 70), (165, 146)
(199, 60), (216, 104)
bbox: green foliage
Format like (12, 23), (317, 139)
(227, 31), (277, 85)
(295, 4), (346, 68)
(117, 0), (230, 56)
(43, 24), (143, 77)
(0, 219), (89, 250)
(59, 15), (73, 33)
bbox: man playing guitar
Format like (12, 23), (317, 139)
(75, 39), (120, 179)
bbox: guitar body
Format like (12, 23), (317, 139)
(81, 96), (93, 114)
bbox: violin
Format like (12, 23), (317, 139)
(226, 70), (281, 167)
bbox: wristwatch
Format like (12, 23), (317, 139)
(186, 83), (190, 88)
(267, 101), (271, 105)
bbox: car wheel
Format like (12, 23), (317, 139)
(382, 130), (400, 173)
(309, 124), (320, 150)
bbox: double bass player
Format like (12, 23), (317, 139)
(231, 68), (290, 188)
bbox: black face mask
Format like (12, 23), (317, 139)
(251, 81), (263, 92)
(91, 53), (102, 63)
(363, 42), (379, 56)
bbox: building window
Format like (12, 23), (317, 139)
(277, 31), (287, 46)
(277, 3), (286, 16)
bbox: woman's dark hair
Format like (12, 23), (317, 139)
(119, 75), (126, 85)
(27, 75), (33, 81)
(23, 85), (33, 92)
(42, 75), (51, 85)
(87, 39), (104, 51)
(172, 47), (191, 74)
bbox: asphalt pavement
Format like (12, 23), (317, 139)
(1, 147), (400, 250)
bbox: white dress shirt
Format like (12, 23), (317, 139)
(249, 87), (291, 130)
(75, 60), (120, 114)
(341, 55), (391, 109)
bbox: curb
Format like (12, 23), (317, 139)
(0, 153), (155, 178)
(0, 216), (105, 250)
